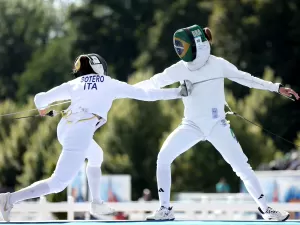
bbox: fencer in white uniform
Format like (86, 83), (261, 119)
(135, 25), (299, 221)
(0, 53), (191, 222)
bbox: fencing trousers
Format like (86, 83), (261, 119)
(10, 115), (104, 205)
(156, 119), (268, 211)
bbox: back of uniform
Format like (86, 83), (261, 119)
(36, 73), (181, 122)
(67, 74), (115, 121)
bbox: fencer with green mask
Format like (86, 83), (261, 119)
(173, 24), (211, 69)
(135, 24), (297, 221)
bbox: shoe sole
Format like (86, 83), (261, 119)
(146, 218), (175, 221)
(281, 214), (290, 222)
(263, 213), (290, 222)
(90, 211), (116, 217)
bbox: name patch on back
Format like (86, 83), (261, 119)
(81, 75), (104, 90)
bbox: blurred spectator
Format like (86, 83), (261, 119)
(138, 188), (152, 201)
(216, 178), (230, 193)
(138, 188), (152, 215)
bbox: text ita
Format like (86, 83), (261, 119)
(81, 75), (105, 90)
(84, 82), (98, 90)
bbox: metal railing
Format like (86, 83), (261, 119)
(7, 196), (300, 221)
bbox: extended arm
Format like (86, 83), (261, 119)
(221, 58), (280, 92)
(114, 80), (181, 101)
(134, 62), (185, 89)
(221, 58), (299, 100)
(34, 82), (71, 110)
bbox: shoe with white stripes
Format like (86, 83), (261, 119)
(146, 206), (175, 221)
(0, 193), (13, 222)
(258, 207), (289, 221)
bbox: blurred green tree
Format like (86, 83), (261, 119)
(0, 0), (63, 100)
(0, 0), (297, 205)
(0, 99), (41, 189)
(17, 36), (74, 101)
(210, 0), (300, 151)
(134, 0), (213, 73)
(70, 0), (161, 81)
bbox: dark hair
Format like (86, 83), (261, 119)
(203, 27), (212, 44)
(73, 55), (95, 78)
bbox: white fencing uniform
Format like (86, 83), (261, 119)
(135, 55), (281, 211)
(9, 73), (182, 205)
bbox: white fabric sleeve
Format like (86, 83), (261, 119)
(134, 62), (184, 89)
(34, 82), (71, 110)
(220, 58), (280, 92)
(113, 80), (181, 101)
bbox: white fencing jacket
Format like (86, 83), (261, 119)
(34, 74), (181, 122)
(135, 55), (280, 133)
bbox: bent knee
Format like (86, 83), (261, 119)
(47, 176), (69, 193)
(157, 149), (176, 166)
(87, 159), (103, 167)
(87, 152), (103, 167)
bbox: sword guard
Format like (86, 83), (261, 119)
(46, 110), (59, 117)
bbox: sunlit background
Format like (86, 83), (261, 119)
(0, 0), (299, 221)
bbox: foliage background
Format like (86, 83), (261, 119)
(0, 0), (299, 202)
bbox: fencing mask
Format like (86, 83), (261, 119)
(173, 25), (211, 70)
(73, 53), (108, 77)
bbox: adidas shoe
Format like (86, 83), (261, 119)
(146, 206), (175, 221)
(258, 206), (289, 221)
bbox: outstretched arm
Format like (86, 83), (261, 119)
(34, 82), (71, 115)
(114, 80), (182, 101)
(221, 58), (299, 100)
(134, 62), (185, 89)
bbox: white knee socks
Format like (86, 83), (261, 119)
(157, 164), (171, 208)
(9, 180), (51, 205)
(86, 166), (102, 203)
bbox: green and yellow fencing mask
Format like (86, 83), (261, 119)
(173, 25), (211, 70)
